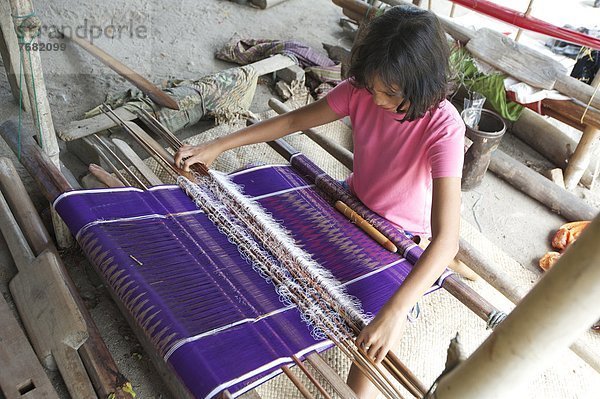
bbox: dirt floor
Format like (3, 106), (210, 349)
(1, 0), (600, 398)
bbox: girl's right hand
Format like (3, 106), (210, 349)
(175, 141), (223, 172)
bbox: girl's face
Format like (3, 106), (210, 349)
(368, 75), (409, 113)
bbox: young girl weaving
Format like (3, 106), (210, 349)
(175, 6), (464, 398)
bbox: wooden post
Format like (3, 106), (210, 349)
(8, 0), (72, 248)
(0, 0), (29, 110)
(564, 71), (600, 189)
(8, 0), (59, 165)
(435, 214), (600, 398)
(449, 2), (456, 17)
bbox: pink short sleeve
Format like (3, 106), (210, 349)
(326, 79), (352, 117)
(427, 121), (466, 179)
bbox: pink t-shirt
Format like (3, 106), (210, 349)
(326, 79), (465, 235)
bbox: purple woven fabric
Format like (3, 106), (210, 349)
(289, 153), (425, 264)
(54, 165), (428, 398)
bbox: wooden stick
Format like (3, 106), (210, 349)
(435, 214), (600, 398)
(564, 72), (600, 189)
(291, 355), (332, 399)
(305, 353), (359, 399)
(281, 365), (315, 399)
(335, 200), (398, 252)
(449, 2), (457, 17)
(342, 7), (364, 22)
(112, 138), (163, 186)
(514, 0), (535, 42)
(92, 134), (148, 188)
(268, 98), (354, 171)
(63, 32), (179, 110)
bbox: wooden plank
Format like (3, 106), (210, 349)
(0, 293), (59, 399)
(9, 250), (89, 353)
(51, 345), (97, 399)
(467, 28), (600, 110)
(59, 107), (137, 142)
(305, 353), (358, 399)
(466, 28), (565, 90)
(112, 138), (163, 185)
(248, 53), (295, 76)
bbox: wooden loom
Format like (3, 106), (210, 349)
(0, 104), (510, 398)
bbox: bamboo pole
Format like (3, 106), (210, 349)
(8, 0), (59, 165)
(434, 213), (600, 398)
(0, 0), (29, 110)
(563, 71), (600, 189)
(456, 235), (600, 373)
(9, 0), (73, 248)
(268, 98), (354, 170)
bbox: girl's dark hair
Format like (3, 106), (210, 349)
(349, 6), (450, 121)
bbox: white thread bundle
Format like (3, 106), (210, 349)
(178, 172), (368, 340)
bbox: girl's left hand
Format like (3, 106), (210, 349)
(355, 306), (407, 364)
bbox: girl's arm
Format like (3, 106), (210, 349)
(175, 97), (341, 170)
(356, 176), (461, 363)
